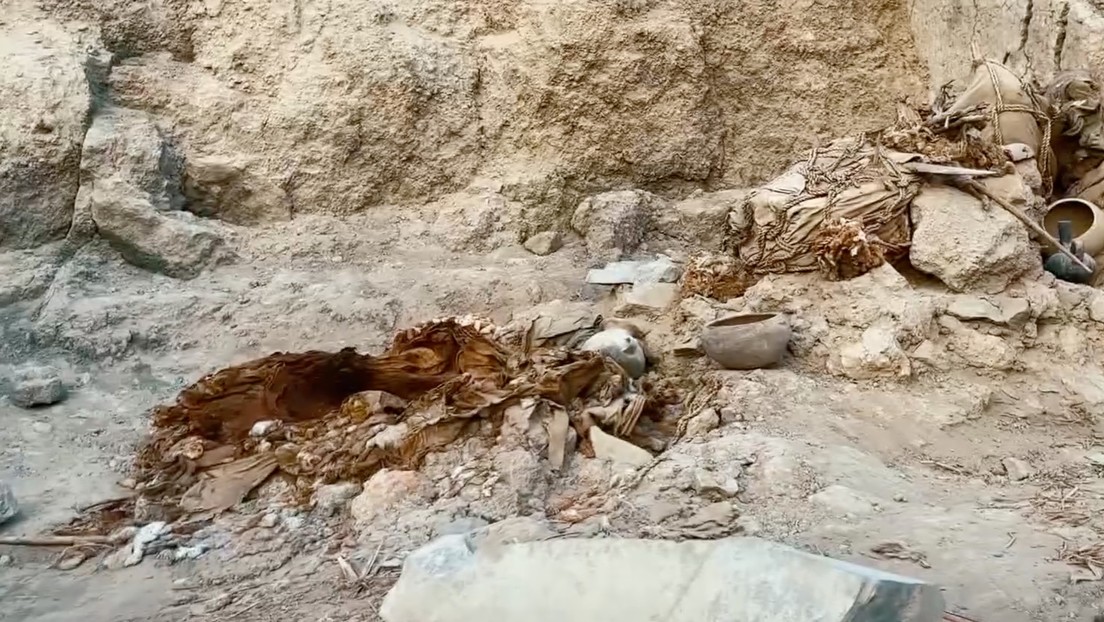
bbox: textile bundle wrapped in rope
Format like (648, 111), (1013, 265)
(732, 137), (920, 279)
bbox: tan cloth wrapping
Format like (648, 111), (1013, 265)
(736, 140), (920, 275)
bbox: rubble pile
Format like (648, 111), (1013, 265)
(719, 56), (1104, 298)
(66, 317), (686, 534)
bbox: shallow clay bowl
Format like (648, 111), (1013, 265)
(701, 312), (791, 370)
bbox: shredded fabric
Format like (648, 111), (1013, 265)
(64, 317), (672, 534)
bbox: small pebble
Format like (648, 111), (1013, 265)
(0, 554), (12, 566)
(893, 494), (908, 503)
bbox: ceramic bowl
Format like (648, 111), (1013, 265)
(701, 312), (791, 370)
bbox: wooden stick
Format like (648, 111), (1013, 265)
(956, 179), (1094, 274)
(0, 535), (114, 546)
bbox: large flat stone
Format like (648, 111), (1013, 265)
(380, 536), (944, 622)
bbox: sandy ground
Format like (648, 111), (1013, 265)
(3, 211), (1104, 622)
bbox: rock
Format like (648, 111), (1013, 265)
(380, 536), (944, 622)
(0, 22), (91, 249)
(0, 480), (18, 525)
(909, 340), (943, 368)
(580, 329), (646, 378)
(692, 469), (740, 498)
(940, 316), (1017, 370)
(433, 190), (524, 253)
(522, 231), (563, 256)
(0, 554), (12, 566)
(1090, 293), (1104, 324)
(571, 190), (663, 262)
(90, 179), (232, 279)
(312, 482), (364, 516)
(182, 155), (291, 225)
(586, 257), (681, 285)
(945, 296), (1003, 323)
(997, 296), (1032, 328)
(828, 324), (911, 380)
(79, 108), (184, 212)
(589, 427), (652, 469)
(8, 366), (66, 408)
(672, 338), (703, 357)
(67, 106), (185, 244)
(620, 283), (679, 312)
(909, 183), (1039, 293)
(249, 420), (278, 437)
(1002, 457), (1033, 482)
(0, 245), (65, 305)
(652, 190), (751, 252)
(350, 469), (433, 524)
(683, 408), (721, 438)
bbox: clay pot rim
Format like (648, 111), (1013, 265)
(705, 312), (781, 328)
(1046, 197), (1099, 223)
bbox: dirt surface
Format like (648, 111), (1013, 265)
(2, 206), (1104, 622)
(8, 1), (1104, 621)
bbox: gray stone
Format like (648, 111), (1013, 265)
(0, 23), (91, 250)
(828, 324), (911, 380)
(80, 108), (184, 212)
(940, 316), (1017, 370)
(683, 408), (720, 438)
(350, 469), (433, 524)
(997, 296), (1032, 328)
(945, 296), (1002, 323)
(311, 482), (362, 516)
(67, 106), (185, 245)
(90, 179), (232, 279)
(571, 190), (663, 262)
(652, 189), (750, 252)
(8, 366), (65, 408)
(183, 155), (291, 226)
(671, 338), (703, 357)
(620, 283), (679, 311)
(522, 231), (563, 256)
(586, 257), (681, 285)
(909, 183), (1039, 293)
(691, 469), (740, 498)
(909, 340), (941, 367)
(0, 480), (19, 526)
(380, 536), (944, 622)
(1002, 457), (1034, 482)
(1090, 293), (1104, 324)
(0, 245), (65, 306)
